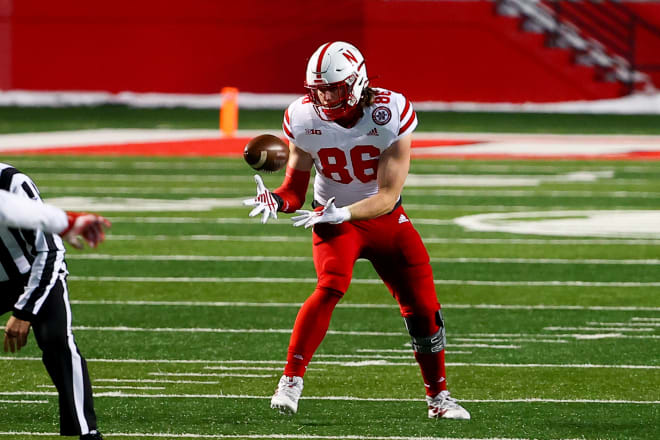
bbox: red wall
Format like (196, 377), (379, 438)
(2, 0), (660, 103)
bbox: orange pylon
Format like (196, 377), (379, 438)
(220, 87), (239, 137)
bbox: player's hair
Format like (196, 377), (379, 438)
(360, 87), (377, 107)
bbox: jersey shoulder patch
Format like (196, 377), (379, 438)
(367, 88), (417, 140)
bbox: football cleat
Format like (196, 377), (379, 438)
(270, 375), (304, 415)
(80, 430), (104, 440)
(426, 390), (471, 420)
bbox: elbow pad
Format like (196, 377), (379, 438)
(273, 166), (311, 213)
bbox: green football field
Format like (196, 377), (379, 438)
(0, 109), (659, 440)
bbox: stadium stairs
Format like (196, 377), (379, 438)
(495, 0), (660, 100)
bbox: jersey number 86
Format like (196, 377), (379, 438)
(318, 145), (379, 184)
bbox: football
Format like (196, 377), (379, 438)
(243, 134), (289, 172)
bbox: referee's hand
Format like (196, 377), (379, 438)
(3, 316), (31, 353)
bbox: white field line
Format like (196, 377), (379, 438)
(1, 392), (658, 406)
(404, 189), (660, 198)
(66, 253), (660, 265)
(68, 254), (314, 262)
(37, 384), (166, 391)
(41, 186), (249, 195)
(56, 187), (660, 198)
(313, 353), (474, 358)
(106, 234), (660, 245)
(587, 321), (660, 327)
(408, 163), (652, 174)
(35, 173), (248, 182)
(109, 235), (308, 242)
(453, 337), (567, 344)
(39, 183), (660, 195)
(0, 400), (48, 404)
(0, 432), (589, 440)
(72, 326), (400, 337)
(148, 372), (273, 378)
(2, 357), (658, 369)
(109, 217), (314, 225)
(358, 343), (521, 351)
(2, 159), (241, 170)
(633, 317), (660, 321)
(460, 332), (660, 339)
(544, 326), (655, 332)
(313, 354), (409, 360)
(67, 276), (660, 287)
(68, 300), (660, 312)
(202, 366), (289, 371)
(93, 386), (168, 391)
(96, 379), (220, 385)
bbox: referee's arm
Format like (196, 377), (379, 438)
(0, 189), (69, 232)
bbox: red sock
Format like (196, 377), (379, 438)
(283, 286), (342, 377)
(415, 350), (448, 397)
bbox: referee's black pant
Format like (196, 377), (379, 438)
(1, 275), (98, 436)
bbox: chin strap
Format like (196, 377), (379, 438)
(334, 105), (364, 128)
(273, 166), (311, 213)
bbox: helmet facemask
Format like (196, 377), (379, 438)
(305, 74), (360, 121)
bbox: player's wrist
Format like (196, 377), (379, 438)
(62, 211), (81, 235)
(339, 206), (351, 222)
(271, 193), (284, 212)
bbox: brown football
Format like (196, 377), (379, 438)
(243, 134), (289, 172)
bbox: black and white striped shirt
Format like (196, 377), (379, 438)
(0, 163), (68, 321)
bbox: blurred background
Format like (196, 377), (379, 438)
(1, 0), (660, 110)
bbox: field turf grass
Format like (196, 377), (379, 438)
(0, 108), (658, 439)
(2, 106), (660, 134)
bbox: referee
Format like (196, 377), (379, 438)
(1, 163), (103, 440)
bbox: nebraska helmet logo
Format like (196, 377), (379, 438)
(372, 106), (391, 125)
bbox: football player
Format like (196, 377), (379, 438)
(244, 41), (470, 420)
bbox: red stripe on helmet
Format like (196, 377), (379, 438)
(315, 42), (333, 78)
(398, 110), (416, 135)
(285, 108), (291, 124)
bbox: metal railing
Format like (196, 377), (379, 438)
(498, 0), (660, 93)
(544, 0), (660, 91)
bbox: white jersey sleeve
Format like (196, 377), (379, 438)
(282, 89), (416, 208)
(0, 190), (68, 233)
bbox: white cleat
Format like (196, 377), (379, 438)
(427, 390), (471, 420)
(270, 375), (304, 415)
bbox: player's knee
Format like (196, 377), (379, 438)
(403, 310), (446, 353)
(317, 260), (352, 294)
(313, 284), (344, 298)
(314, 284), (345, 299)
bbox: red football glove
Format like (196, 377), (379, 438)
(62, 212), (112, 249)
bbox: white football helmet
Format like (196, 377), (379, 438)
(304, 41), (369, 121)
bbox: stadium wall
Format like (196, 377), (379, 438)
(2, 0), (659, 103)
